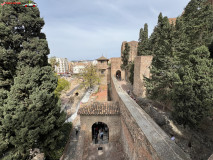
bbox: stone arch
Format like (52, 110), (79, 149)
(116, 70), (121, 80)
(92, 122), (109, 144)
(80, 116), (120, 143)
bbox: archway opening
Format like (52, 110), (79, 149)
(92, 122), (109, 144)
(116, 70), (121, 80)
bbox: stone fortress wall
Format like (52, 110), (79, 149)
(110, 57), (125, 80)
(111, 76), (189, 160)
(121, 41), (138, 62)
(133, 56), (153, 97)
(76, 40), (189, 159)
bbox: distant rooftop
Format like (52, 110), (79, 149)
(168, 18), (176, 25)
(78, 102), (120, 116)
(96, 56), (109, 61)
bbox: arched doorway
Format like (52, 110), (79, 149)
(116, 70), (121, 80)
(92, 122), (109, 144)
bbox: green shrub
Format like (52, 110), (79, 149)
(54, 75), (70, 97)
(45, 122), (72, 160)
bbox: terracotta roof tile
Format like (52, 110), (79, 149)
(78, 102), (120, 116)
(96, 56), (109, 61)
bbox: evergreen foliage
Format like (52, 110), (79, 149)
(0, 1), (66, 159)
(172, 46), (213, 127)
(121, 43), (130, 81)
(121, 43), (130, 70)
(137, 23), (150, 56)
(128, 62), (134, 85)
(144, 0), (213, 127)
(145, 13), (175, 105)
(45, 122), (72, 160)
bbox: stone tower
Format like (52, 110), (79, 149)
(96, 56), (109, 85)
(121, 41), (138, 62)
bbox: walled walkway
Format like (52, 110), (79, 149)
(63, 128), (80, 160)
(112, 76), (190, 160)
(62, 86), (99, 160)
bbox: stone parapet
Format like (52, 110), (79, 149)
(111, 76), (190, 160)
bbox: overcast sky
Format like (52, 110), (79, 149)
(35, 0), (190, 61)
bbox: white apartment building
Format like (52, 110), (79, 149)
(55, 58), (69, 75)
(73, 65), (85, 74)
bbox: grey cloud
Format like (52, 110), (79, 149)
(36, 0), (190, 60)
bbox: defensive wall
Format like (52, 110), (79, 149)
(121, 41), (138, 62)
(133, 56), (153, 98)
(111, 76), (189, 160)
(110, 57), (125, 80)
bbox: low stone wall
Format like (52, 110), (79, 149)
(111, 76), (189, 160)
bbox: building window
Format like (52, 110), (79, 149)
(101, 70), (105, 74)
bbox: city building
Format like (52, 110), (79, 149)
(73, 64), (85, 74)
(55, 58), (69, 75)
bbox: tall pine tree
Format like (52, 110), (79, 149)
(0, 1), (66, 159)
(145, 13), (175, 106)
(137, 23), (150, 56)
(182, 0), (213, 50)
(121, 43), (130, 81)
(145, 0), (213, 127)
(172, 46), (213, 127)
(171, 0), (213, 127)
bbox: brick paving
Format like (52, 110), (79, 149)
(92, 85), (108, 102)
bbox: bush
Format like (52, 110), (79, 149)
(54, 75), (70, 97)
(45, 122), (72, 160)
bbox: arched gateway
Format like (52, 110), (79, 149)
(92, 122), (109, 144)
(116, 70), (121, 80)
(78, 102), (120, 143)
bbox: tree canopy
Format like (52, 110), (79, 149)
(143, 0), (213, 128)
(137, 23), (150, 56)
(0, 1), (66, 159)
(78, 65), (100, 88)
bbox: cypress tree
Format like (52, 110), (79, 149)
(171, 0), (213, 127)
(0, 1), (65, 159)
(172, 46), (213, 127)
(128, 62), (134, 85)
(182, 0), (213, 51)
(137, 23), (150, 56)
(137, 28), (143, 56)
(121, 43), (130, 81)
(145, 13), (175, 105)
(144, 0), (213, 128)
